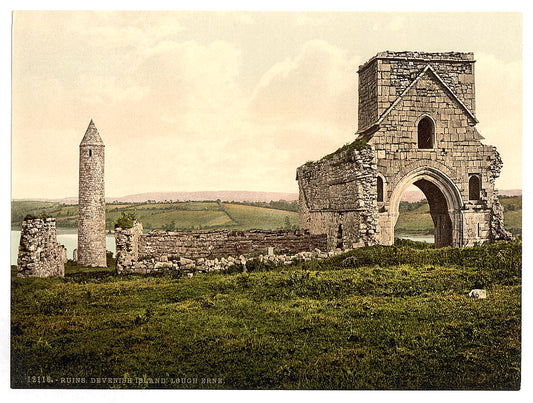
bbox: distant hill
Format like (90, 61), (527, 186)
(14, 191), (299, 205)
(13, 189), (520, 205)
(401, 188), (521, 203)
(498, 189), (522, 197)
(396, 195), (522, 237)
(11, 199), (300, 231)
(108, 191), (299, 203)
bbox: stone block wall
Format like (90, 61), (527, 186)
(299, 51), (512, 249)
(297, 145), (378, 249)
(364, 58), (511, 246)
(358, 59), (379, 130)
(358, 51), (476, 133)
(114, 221), (144, 274)
(17, 217), (66, 278)
(115, 222), (327, 274)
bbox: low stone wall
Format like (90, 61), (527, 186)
(115, 222), (328, 274)
(17, 217), (66, 278)
(121, 247), (344, 276)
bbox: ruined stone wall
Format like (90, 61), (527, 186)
(114, 221), (144, 274)
(115, 223), (327, 274)
(17, 218), (66, 278)
(300, 51), (511, 249)
(297, 146), (378, 250)
(358, 59), (379, 130)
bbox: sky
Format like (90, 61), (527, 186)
(11, 11), (522, 199)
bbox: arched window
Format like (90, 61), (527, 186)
(418, 117), (434, 149)
(469, 175), (481, 201)
(377, 176), (384, 202)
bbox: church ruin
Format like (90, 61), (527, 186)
(297, 51), (512, 249)
(16, 51), (515, 278)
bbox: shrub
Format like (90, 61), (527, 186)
(321, 138), (370, 162)
(115, 212), (136, 229)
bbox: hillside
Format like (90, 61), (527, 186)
(14, 190), (299, 205)
(12, 196), (521, 236)
(11, 240), (521, 389)
(11, 200), (299, 231)
(395, 196), (522, 237)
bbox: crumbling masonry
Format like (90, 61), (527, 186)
(297, 51), (512, 249)
(115, 222), (327, 274)
(17, 217), (66, 278)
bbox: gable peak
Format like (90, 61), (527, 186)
(80, 119), (104, 146)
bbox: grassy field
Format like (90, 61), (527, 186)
(395, 200), (434, 236)
(11, 200), (299, 231)
(11, 240), (521, 390)
(498, 196), (522, 235)
(395, 196), (522, 237)
(13, 196), (519, 236)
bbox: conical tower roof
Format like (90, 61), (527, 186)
(80, 119), (104, 146)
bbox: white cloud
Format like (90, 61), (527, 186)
(475, 52), (522, 188)
(13, 33), (367, 197)
(249, 40), (360, 130)
(12, 12), (521, 199)
(133, 40), (243, 125)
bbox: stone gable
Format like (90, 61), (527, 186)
(299, 51), (512, 249)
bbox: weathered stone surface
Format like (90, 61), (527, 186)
(17, 217), (65, 278)
(469, 289), (487, 299)
(298, 51), (513, 249)
(78, 120), (107, 267)
(297, 145), (377, 249)
(115, 221), (144, 274)
(115, 222), (327, 274)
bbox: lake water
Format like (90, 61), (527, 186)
(11, 230), (116, 266)
(396, 234), (434, 243)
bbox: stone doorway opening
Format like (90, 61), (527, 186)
(394, 182), (453, 248)
(394, 184), (434, 245)
(383, 166), (463, 248)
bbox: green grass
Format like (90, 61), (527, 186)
(12, 196), (519, 236)
(498, 196), (522, 235)
(223, 203), (299, 230)
(395, 196), (521, 237)
(395, 201), (434, 235)
(11, 240), (521, 390)
(12, 200), (299, 232)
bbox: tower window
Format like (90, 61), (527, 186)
(418, 117), (434, 149)
(377, 176), (384, 202)
(89, 149), (92, 157)
(469, 175), (481, 200)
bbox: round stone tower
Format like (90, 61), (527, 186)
(77, 119), (106, 267)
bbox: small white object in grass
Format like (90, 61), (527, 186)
(468, 289), (487, 299)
